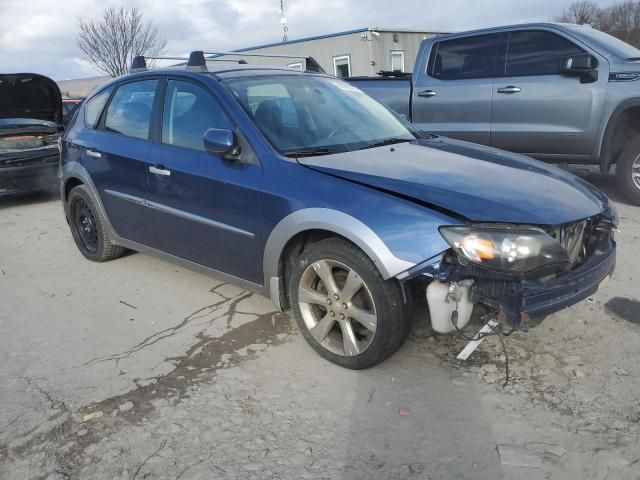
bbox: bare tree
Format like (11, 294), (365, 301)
(77, 6), (167, 77)
(555, 1), (600, 24)
(597, 1), (640, 47)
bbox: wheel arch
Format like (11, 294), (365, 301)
(263, 208), (415, 310)
(599, 100), (640, 173)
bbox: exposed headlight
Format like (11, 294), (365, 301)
(439, 225), (570, 273)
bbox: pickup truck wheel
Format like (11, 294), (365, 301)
(288, 237), (410, 369)
(67, 185), (125, 262)
(615, 136), (640, 206)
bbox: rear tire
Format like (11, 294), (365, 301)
(615, 136), (640, 206)
(288, 237), (411, 369)
(67, 185), (125, 262)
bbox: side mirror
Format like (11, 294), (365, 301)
(564, 54), (598, 83)
(203, 128), (239, 157)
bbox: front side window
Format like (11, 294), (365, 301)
(505, 31), (586, 77)
(104, 80), (158, 140)
(162, 80), (232, 151)
(288, 62), (304, 71)
(84, 87), (113, 129)
(333, 55), (351, 78)
(225, 75), (417, 155)
(429, 34), (501, 80)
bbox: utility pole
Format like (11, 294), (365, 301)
(280, 0), (288, 41)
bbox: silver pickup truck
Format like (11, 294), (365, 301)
(347, 23), (640, 205)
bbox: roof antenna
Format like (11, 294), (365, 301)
(279, 0), (288, 41)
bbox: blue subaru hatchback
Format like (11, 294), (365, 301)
(60, 53), (617, 369)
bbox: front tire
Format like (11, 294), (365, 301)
(67, 185), (124, 262)
(288, 237), (411, 369)
(615, 136), (640, 206)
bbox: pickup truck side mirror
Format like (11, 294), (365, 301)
(564, 54), (598, 83)
(203, 128), (240, 158)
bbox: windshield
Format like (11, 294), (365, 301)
(566, 25), (640, 59)
(224, 75), (417, 156)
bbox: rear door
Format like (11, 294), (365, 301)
(79, 79), (160, 246)
(411, 33), (503, 145)
(147, 78), (263, 283)
(490, 29), (607, 159)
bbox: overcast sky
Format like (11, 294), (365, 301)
(0, 0), (621, 80)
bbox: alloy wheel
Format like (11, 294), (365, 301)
(633, 154), (640, 190)
(297, 259), (377, 357)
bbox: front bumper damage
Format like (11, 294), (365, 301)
(411, 216), (616, 332)
(472, 231), (615, 328)
(0, 149), (59, 197)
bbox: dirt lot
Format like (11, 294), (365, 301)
(1, 174), (639, 480)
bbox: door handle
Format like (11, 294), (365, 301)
(497, 86), (521, 94)
(417, 89), (437, 98)
(86, 150), (102, 158)
(149, 165), (171, 176)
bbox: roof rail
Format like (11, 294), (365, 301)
(201, 51), (326, 73)
(129, 51), (326, 74)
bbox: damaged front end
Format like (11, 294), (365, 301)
(405, 206), (618, 335)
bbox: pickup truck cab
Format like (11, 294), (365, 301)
(60, 53), (617, 369)
(348, 23), (640, 205)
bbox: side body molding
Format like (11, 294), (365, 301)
(263, 208), (416, 307)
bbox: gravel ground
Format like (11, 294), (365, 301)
(0, 174), (639, 480)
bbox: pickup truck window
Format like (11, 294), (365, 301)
(161, 80), (232, 152)
(428, 33), (501, 80)
(224, 75), (416, 155)
(504, 30), (585, 77)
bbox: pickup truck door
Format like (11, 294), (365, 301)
(411, 33), (503, 145)
(490, 29), (608, 160)
(147, 79), (263, 284)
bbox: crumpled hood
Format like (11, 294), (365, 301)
(299, 137), (608, 225)
(0, 73), (63, 125)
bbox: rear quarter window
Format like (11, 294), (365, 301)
(84, 87), (113, 129)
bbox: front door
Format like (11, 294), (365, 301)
(147, 79), (263, 283)
(411, 33), (503, 145)
(490, 29), (607, 159)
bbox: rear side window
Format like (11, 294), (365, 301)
(84, 87), (113, 129)
(429, 34), (501, 80)
(504, 31), (585, 77)
(104, 80), (158, 140)
(161, 80), (232, 152)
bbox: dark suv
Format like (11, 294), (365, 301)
(60, 54), (617, 368)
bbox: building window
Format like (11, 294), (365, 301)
(390, 50), (405, 73)
(288, 62), (304, 71)
(333, 55), (351, 78)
